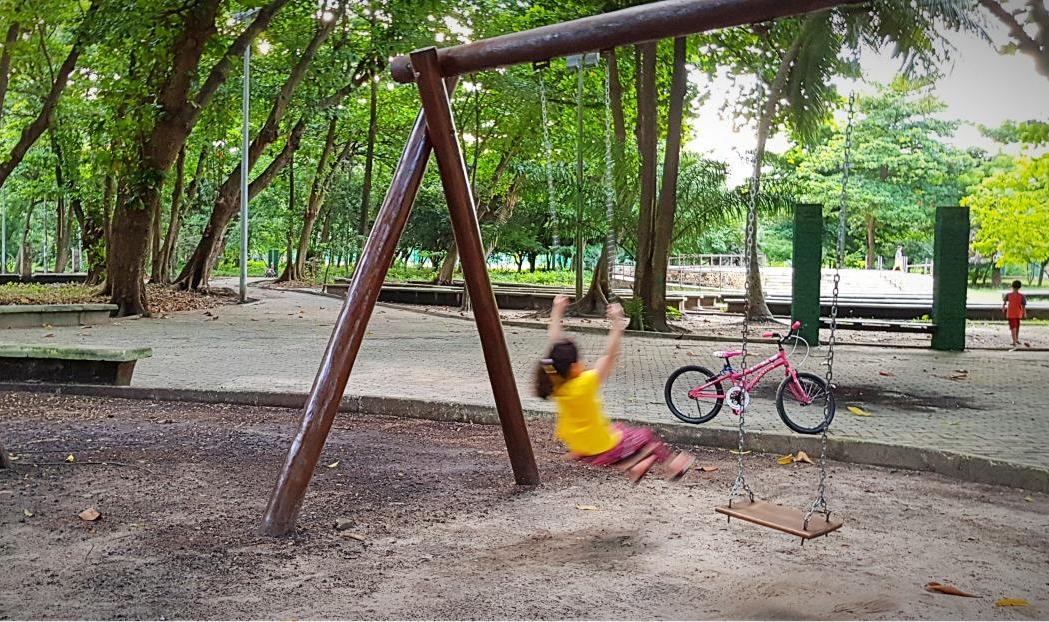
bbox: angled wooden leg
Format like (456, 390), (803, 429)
(261, 84), (456, 537)
(411, 46), (540, 486)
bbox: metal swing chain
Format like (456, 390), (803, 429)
(602, 58), (618, 284)
(537, 69), (560, 250)
(804, 85), (857, 529)
(729, 119), (764, 505)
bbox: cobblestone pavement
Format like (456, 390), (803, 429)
(4, 283), (1047, 471)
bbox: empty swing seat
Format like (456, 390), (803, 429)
(715, 499), (843, 541)
(713, 350), (745, 359)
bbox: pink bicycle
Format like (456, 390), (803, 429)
(664, 321), (836, 434)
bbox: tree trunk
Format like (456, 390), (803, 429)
(978, 0), (1049, 80)
(646, 36), (689, 332)
(83, 172), (113, 285)
(50, 130), (72, 273)
(283, 117), (339, 282)
(0, 439), (9, 469)
(630, 42), (659, 330)
(110, 0), (291, 311)
(156, 145), (188, 283)
(148, 187), (163, 281)
(19, 201), (34, 276)
(575, 48), (629, 316)
(359, 69), (378, 236)
(0, 21), (20, 125)
(437, 242), (458, 284)
(1039, 257), (1049, 287)
(865, 214), (876, 270)
(108, 0), (226, 315)
(743, 32), (804, 322)
(0, 4), (96, 192)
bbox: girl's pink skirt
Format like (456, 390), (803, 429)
(577, 423), (670, 466)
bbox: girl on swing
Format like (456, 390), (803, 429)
(536, 295), (694, 483)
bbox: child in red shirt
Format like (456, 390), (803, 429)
(1002, 280), (1027, 347)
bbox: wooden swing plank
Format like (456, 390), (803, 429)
(715, 500), (843, 540)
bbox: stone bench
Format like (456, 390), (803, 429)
(0, 304), (116, 330)
(0, 343), (151, 386)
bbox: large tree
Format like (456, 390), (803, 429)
(105, 0), (290, 315)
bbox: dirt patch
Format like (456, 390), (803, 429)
(1, 392), (1045, 620)
(0, 283), (235, 315)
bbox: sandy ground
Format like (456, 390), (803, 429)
(1, 392), (1046, 620)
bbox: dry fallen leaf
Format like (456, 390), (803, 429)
(23, 508), (33, 518)
(1024, 496), (1033, 502)
(345, 532), (366, 542)
(728, 449), (751, 456)
(925, 582), (979, 598)
(78, 507), (101, 521)
(65, 454), (76, 463)
(847, 405), (873, 417)
(995, 598), (1029, 607)
(575, 504), (599, 511)
(326, 460), (340, 468)
(878, 371), (895, 377)
(43, 333), (55, 338)
(777, 454), (795, 465)
(794, 451), (814, 464)
(699, 465), (720, 472)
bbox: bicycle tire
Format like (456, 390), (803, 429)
(776, 372), (835, 434)
(665, 365), (724, 425)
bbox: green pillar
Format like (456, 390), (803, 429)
(931, 205), (969, 351)
(791, 203), (823, 345)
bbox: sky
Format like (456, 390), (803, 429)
(686, 15), (1049, 186)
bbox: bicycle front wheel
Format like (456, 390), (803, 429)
(776, 372), (835, 434)
(665, 365), (724, 425)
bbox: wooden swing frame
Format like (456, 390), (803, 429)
(260, 0), (863, 537)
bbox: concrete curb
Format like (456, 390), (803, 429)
(2, 382), (1045, 494)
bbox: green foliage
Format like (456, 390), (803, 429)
(790, 78), (976, 264)
(980, 120), (1049, 146)
(963, 154), (1049, 268)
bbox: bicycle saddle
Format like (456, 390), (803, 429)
(713, 350), (745, 359)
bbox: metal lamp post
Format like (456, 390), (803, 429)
(232, 8), (260, 303)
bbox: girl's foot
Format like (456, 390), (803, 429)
(627, 455), (658, 484)
(664, 452), (695, 481)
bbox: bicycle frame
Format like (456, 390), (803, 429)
(687, 347), (810, 405)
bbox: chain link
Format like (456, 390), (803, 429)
(804, 83), (857, 529)
(537, 70), (559, 250)
(602, 59), (617, 284)
(729, 114), (763, 505)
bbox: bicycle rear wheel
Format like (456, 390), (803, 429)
(665, 365), (724, 425)
(776, 372), (835, 434)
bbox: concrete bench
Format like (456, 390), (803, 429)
(824, 318), (936, 334)
(0, 343), (151, 385)
(0, 304), (116, 330)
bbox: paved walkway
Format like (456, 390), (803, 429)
(3, 283), (1047, 472)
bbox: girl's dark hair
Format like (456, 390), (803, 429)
(534, 339), (579, 399)
(1012, 280), (1022, 289)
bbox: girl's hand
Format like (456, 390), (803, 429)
(553, 294), (570, 315)
(607, 303), (625, 326)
